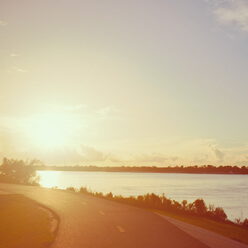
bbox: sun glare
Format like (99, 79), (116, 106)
(37, 171), (61, 188)
(28, 113), (74, 150)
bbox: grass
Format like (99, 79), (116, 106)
(154, 210), (248, 245)
(0, 194), (55, 248)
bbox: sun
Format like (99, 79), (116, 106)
(28, 113), (73, 150)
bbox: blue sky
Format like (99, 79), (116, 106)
(1, 0), (248, 166)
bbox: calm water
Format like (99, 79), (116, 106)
(37, 171), (248, 221)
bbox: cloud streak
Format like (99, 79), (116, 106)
(80, 145), (106, 162)
(8, 67), (27, 73)
(210, 145), (225, 161)
(135, 153), (179, 163)
(0, 21), (7, 26)
(10, 54), (20, 57)
(51, 104), (88, 112)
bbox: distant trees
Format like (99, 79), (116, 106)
(0, 158), (41, 185)
(36, 164), (248, 174)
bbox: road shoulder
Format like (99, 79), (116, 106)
(156, 213), (248, 248)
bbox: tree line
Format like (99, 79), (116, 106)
(37, 164), (248, 174)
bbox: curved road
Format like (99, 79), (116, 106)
(1, 183), (209, 248)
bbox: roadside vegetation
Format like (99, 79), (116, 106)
(66, 186), (248, 244)
(0, 157), (41, 185)
(0, 194), (54, 248)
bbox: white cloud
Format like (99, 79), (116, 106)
(232, 154), (248, 166)
(210, 145), (225, 161)
(206, 0), (248, 32)
(10, 54), (20, 57)
(135, 153), (179, 163)
(50, 105), (119, 122)
(0, 116), (21, 133)
(107, 153), (122, 163)
(136, 153), (168, 163)
(95, 106), (120, 120)
(79, 146), (122, 163)
(33, 148), (84, 165)
(0, 21), (7, 26)
(194, 155), (209, 164)
(235, 160), (248, 166)
(80, 145), (106, 162)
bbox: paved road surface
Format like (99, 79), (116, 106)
(0, 183), (209, 248)
(2, 183), (247, 248)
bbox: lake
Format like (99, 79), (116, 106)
(37, 171), (248, 221)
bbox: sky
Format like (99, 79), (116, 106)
(1, 0), (248, 167)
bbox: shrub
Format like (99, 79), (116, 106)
(214, 207), (227, 221)
(106, 192), (113, 199)
(66, 186), (76, 192)
(0, 158), (40, 185)
(181, 200), (188, 210)
(242, 218), (248, 228)
(79, 186), (88, 194)
(193, 199), (207, 215)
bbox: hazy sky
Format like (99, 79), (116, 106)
(1, 0), (248, 166)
